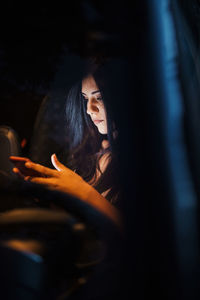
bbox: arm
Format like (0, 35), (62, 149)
(22, 154), (122, 230)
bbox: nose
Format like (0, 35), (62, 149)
(86, 98), (99, 115)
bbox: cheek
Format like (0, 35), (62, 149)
(99, 104), (107, 120)
(98, 111), (108, 134)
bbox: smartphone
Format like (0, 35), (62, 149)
(9, 156), (42, 177)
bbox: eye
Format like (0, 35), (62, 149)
(96, 95), (103, 101)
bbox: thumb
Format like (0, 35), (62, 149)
(51, 154), (65, 171)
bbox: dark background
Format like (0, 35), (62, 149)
(0, 1), (136, 148)
(1, 1), (200, 299)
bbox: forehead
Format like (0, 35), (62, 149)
(82, 75), (99, 94)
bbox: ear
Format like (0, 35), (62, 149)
(51, 154), (65, 171)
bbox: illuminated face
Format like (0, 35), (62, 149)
(82, 75), (108, 134)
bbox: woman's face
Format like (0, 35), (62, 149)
(82, 75), (108, 134)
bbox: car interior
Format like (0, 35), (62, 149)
(1, 0), (200, 299)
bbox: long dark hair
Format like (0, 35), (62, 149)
(64, 65), (120, 204)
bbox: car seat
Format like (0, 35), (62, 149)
(0, 125), (21, 178)
(28, 54), (86, 168)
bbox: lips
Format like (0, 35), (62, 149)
(93, 119), (103, 124)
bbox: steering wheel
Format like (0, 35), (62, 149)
(0, 179), (110, 300)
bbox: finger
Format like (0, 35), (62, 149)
(13, 167), (25, 179)
(25, 176), (50, 185)
(51, 154), (66, 171)
(9, 156), (30, 162)
(13, 167), (19, 174)
(25, 177), (58, 192)
(25, 161), (57, 177)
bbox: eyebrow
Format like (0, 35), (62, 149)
(82, 90), (101, 95)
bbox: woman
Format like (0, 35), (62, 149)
(11, 67), (122, 229)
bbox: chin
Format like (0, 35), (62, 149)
(99, 130), (108, 135)
(97, 126), (107, 135)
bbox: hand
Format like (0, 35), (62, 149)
(24, 154), (92, 201)
(24, 154), (122, 228)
